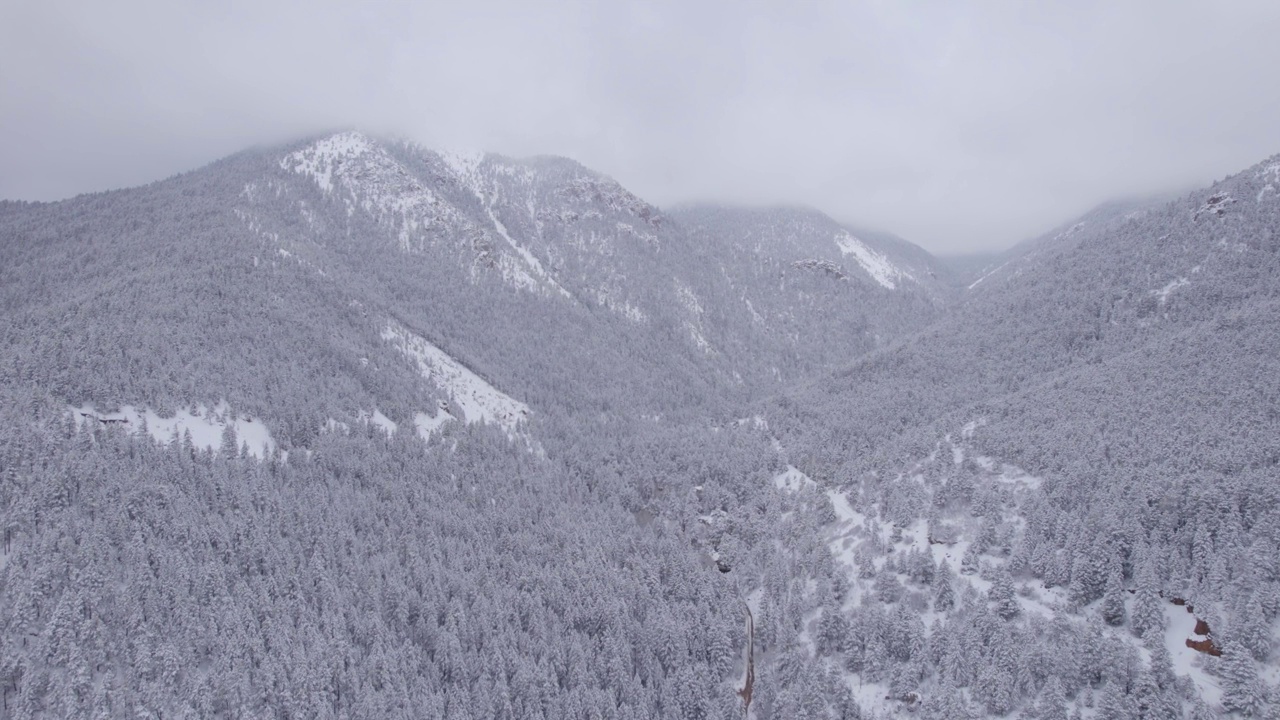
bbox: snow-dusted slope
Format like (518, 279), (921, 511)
(381, 321), (529, 433)
(278, 132), (570, 298)
(833, 229), (914, 289)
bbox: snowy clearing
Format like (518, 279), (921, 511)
(70, 401), (277, 459)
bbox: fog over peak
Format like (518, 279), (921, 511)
(3, 0), (1279, 252)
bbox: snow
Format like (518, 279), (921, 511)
(381, 321), (530, 434)
(438, 147), (486, 186)
(279, 131), (374, 193)
(1256, 161), (1280, 203)
(961, 417), (986, 439)
(1162, 602), (1223, 710)
(773, 465), (816, 492)
(825, 488), (871, 592)
(437, 148), (573, 300)
(1154, 277), (1189, 304)
(281, 132), (491, 261)
(413, 406), (456, 439)
(357, 409), (397, 435)
(70, 401), (277, 459)
(487, 206), (573, 299)
(676, 283), (715, 354)
(591, 286), (648, 324)
(968, 260), (1011, 290)
(833, 230), (912, 290)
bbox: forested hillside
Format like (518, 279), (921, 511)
(763, 154), (1280, 717)
(1, 137), (1278, 719)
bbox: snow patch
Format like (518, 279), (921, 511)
(1163, 603), (1223, 709)
(968, 260), (1011, 290)
(437, 149), (572, 300)
(834, 230), (911, 289)
(592, 287), (648, 323)
(960, 417), (986, 439)
(413, 407), (456, 439)
(1154, 277), (1189, 304)
(773, 465), (816, 493)
(676, 283), (715, 354)
(381, 321), (530, 434)
(1256, 161), (1280, 202)
(279, 132), (374, 193)
(486, 206), (572, 299)
(357, 409), (397, 435)
(70, 402), (277, 459)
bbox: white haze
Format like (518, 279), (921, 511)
(2, 0), (1280, 252)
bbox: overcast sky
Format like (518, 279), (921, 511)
(3, 1), (1279, 253)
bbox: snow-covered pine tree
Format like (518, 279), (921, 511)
(1221, 639), (1264, 716)
(989, 568), (1020, 620)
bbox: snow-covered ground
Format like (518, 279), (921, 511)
(774, 465), (817, 492)
(70, 401), (277, 459)
(833, 230), (913, 290)
(356, 409), (398, 436)
(413, 406), (455, 440)
(1162, 602), (1223, 709)
(381, 321), (530, 434)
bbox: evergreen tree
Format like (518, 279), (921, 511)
(1221, 640), (1264, 716)
(1101, 556), (1127, 626)
(1130, 560), (1165, 639)
(934, 562), (956, 612)
(1235, 592), (1271, 661)
(1036, 676), (1069, 720)
(1097, 678), (1136, 720)
(989, 568), (1020, 620)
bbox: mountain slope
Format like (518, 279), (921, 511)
(0, 132), (950, 445)
(670, 204), (951, 375)
(760, 152), (1280, 717)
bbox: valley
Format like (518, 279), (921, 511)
(1, 134), (1278, 719)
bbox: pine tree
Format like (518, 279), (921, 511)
(1097, 678), (1136, 720)
(989, 568), (1020, 620)
(1101, 557), (1127, 626)
(934, 562), (956, 612)
(1235, 592), (1271, 661)
(1129, 560), (1164, 639)
(219, 421), (239, 456)
(1221, 640), (1263, 716)
(1037, 676), (1069, 720)
(960, 543), (980, 575)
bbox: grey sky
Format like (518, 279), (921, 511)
(3, 1), (1279, 253)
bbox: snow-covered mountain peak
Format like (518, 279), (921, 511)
(438, 147), (487, 179)
(279, 131), (376, 193)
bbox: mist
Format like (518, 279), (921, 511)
(3, 0), (1279, 252)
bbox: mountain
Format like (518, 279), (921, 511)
(670, 205), (951, 366)
(0, 131), (946, 446)
(0, 131), (947, 719)
(962, 193), (1175, 291)
(2, 133), (1279, 719)
(761, 152), (1280, 716)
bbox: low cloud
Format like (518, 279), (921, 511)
(3, 0), (1279, 252)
